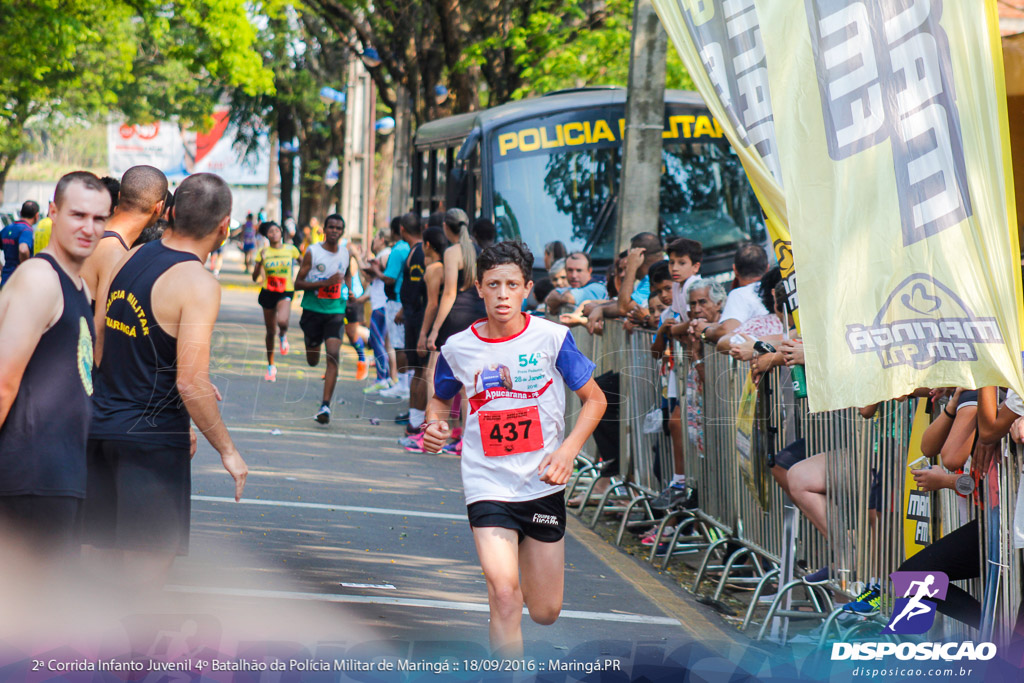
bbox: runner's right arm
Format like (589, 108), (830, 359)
(423, 395), (455, 453)
(252, 248), (264, 283)
(293, 250), (339, 291)
(0, 262), (61, 426)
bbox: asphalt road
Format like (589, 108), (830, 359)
(131, 255), (766, 676)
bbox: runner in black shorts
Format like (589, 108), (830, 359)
(252, 221), (301, 382)
(295, 214), (353, 424)
(423, 241), (607, 656)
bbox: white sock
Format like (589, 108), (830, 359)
(671, 474), (686, 486)
(409, 408), (425, 429)
(400, 372), (413, 390)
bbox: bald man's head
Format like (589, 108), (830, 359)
(117, 165), (168, 215)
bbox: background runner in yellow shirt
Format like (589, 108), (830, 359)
(253, 221), (301, 381)
(33, 216), (52, 254)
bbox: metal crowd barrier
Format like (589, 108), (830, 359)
(562, 319), (1024, 647)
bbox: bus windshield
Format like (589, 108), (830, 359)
(491, 138), (763, 266)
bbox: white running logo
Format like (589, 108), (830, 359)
(888, 574), (939, 630)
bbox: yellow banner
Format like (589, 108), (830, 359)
(656, 0), (1024, 411)
(652, 0), (797, 320)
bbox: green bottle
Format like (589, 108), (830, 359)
(791, 364), (807, 399)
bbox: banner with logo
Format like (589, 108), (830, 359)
(657, 0), (1024, 410)
(108, 110), (271, 186)
(652, 0), (798, 319)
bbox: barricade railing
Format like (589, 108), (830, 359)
(562, 319), (1023, 645)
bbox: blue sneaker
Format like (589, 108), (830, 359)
(803, 566), (830, 585)
(842, 583), (881, 615)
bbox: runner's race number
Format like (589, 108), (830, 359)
(266, 275), (288, 293)
(479, 406), (543, 457)
(318, 281), (342, 299)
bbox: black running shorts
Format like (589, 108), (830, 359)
(258, 288), (294, 310)
(344, 301), (364, 325)
(81, 439), (191, 554)
(300, 310), (345, 347)
(0, 495), (81, 556)
(467, 490), (566, 543)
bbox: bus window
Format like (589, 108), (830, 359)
(434, 149), (448, 210)
(660, 143), (762, 251)
(492, 147), (620, 264)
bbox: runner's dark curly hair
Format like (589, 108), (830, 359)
(476, 240), (534, 283)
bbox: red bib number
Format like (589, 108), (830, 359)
(478, 406), (544, 457)
(266, 275), (287, 293)
(318, 282), (341, 299)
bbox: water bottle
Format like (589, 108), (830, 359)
(791, 364), (807, 399)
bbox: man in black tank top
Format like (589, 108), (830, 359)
(80, 165), (167, 311)
(0, 172), (110, 558)
(84, 173), (248, 586)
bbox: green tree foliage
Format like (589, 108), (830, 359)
(0, 0), (273, 196)
(230, 3), (349, 227)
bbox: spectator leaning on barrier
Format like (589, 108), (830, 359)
(696, 241), (768, 347)
(544, 251), (606, 316)
(726, 267), (786, 358)
(617, 232), (665, 317)
(666, 237), (702, 319)
(624, 260), (672, 332)
(548, 258), (568, 290)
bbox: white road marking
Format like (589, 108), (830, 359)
(191, 494), (466, 521)
(340, 583), (396, 590)
(164, 585), (682, 626)
(228, 426), (398, 443)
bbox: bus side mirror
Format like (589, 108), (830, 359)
(447, 167), (468, 210)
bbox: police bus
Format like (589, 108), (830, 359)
(412, 86), (766, 276)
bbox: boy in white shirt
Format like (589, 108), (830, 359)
(422, 241), (607, 656)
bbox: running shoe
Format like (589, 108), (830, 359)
(802, 567), (830, 585)
(399, 433), (425, 452)
(279, 335), (290, 355)
(394, 410), (410, 424)
(315, 404), (331, 424)
(842, 583), (882, 615)
(649, 483), (690, 511)
(264, 364), (277, 382)
(363, 379), (392, 395)
(640, 526), (676, 546)
(441, 439), (462, 456)
(355, 360), (369, 381)
(379, 383), (410, 399)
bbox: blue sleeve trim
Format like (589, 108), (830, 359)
(434, 351), (463, 400)
(383, 243), (407, 279)
(630, 276), (650, 307)
(555, 332), (596, 391)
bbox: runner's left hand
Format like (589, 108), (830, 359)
(538, 445), (575, 485)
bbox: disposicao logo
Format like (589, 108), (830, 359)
(884, 571), (948, 634)
(845, 274), (1003, 369)
(830, 571), (996, 662)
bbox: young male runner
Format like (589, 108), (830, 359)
(0, 172), (108, 557)
(85, 173), (248, 586)
(80, 165), (167, 309)
(422, 241), (607, 655)
(294, 213), (353, 424)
